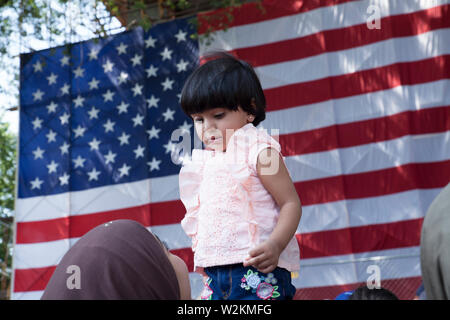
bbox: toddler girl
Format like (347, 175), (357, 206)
(178, 52), (301, 300)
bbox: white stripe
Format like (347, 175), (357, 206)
(294, 246), (421, 289)
(286, 131), (450, 182)
(11, 290), (44, 300)
(15, 174), (178, 222)
(200, 0), (448, 53)
(256, 28), (450, 90)
(13, 186), (439, 269)
(262, 79), (450, 134)
(298, 188), (439, 234)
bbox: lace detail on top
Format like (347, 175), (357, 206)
(179, 123), (300, 273)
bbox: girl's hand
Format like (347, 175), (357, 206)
(243, 239), (281, 274)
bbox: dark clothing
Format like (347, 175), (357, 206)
(201, 263), (295, 300)
(41, 219), (180, 300)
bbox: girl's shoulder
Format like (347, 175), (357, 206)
(229, 124), (282, 174)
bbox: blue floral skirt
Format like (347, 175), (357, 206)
(201, 264), (296, 300)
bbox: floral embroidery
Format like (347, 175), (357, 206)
(240, 269), (280, 300)
(201, 277), (213, 300)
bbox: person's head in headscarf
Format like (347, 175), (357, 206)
(41, 219), (190, 300)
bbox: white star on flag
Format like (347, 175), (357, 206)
(59, 142), (69, 155)
(88, 77), (100, 90)
(117, 101), (129, 114)
(46, 101), (58, 113)
(133, 145), (145, 159)
(102, 59), (114, 73)
(73, 155), (86, 168)
(103, 119), (115, 133)
(46, 130), (57, 143)
(146, 126), (160, 140)
(88, 168), (101, 181)
(59, 173), (69, 186)
(88, 107), (100, 120)
(30, 177), (44, 190)
(161, 77), (174, 91)
(33, 89), (44, 101)
(174, 29), (187, 42)
(147, 157), (161, 171)
(60, 83), (70, 95)
(132, 83), (143, 96)
(59, 112), (69, 125)
(104, 150), (117, 165)
(73, 95), (85, 108)
(145, 35), (156, 48)
(160, 47), (173, 61)
(88, 48), (99, 60)
(162, 108), (175, 121)
(88, 138), (101, 151)
(74, 66), (85, 78)
(118, 72), (129, 85)
(32, 147), (45, 160)
(116, 42), (128, 55)
(60, 55), (70, 66)
(146, 65), (158, 78)
(118, 163), (131, 177)
(131, 54), (143, 66)
(147, 95), (159, 108)
(118, 132), (131, 146)
(132, 114), (144, 127)
(32, 117), (43, 130)
(46, 161), (58, 174)
(176, 59), (189, 72)
(47, 73), (58, 85)
(73, 125), (86, 138)
(103, 90), (115, 102)
(33, 61), (43, 72)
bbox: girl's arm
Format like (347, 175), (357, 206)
(243, 148), (302, 273)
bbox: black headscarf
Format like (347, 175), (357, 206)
(41, 219), (180, 300)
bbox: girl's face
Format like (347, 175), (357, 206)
(191, 106), (252, 152)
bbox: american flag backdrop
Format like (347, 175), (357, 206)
(13, 0), (450, 299)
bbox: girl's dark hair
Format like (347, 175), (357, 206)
(348, 286), (399, 300)
(180, 51), (266, 127)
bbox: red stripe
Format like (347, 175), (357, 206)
(15, 160), (449, 244)
(293, 276), (422, 300)
(15, 201), (186, 244)
(264, 55), (450, 110)
(14, 266), (56, 293)
(197, 0), (356, 34)
(297, 218), (423, 259)
(297, 159), (450, 206)
(232, 4), (450, 67)
(13, 217), (422, 292)
(280, 106), (450, 156)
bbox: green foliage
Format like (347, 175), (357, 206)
(0, 119), (16, 299)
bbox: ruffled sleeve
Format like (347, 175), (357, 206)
(247, 127), (282, 176)
(179, 150), (204, 251)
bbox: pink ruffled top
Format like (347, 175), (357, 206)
(179, 123), (300, 274)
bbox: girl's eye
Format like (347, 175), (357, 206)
(214, 113), (224, 119)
